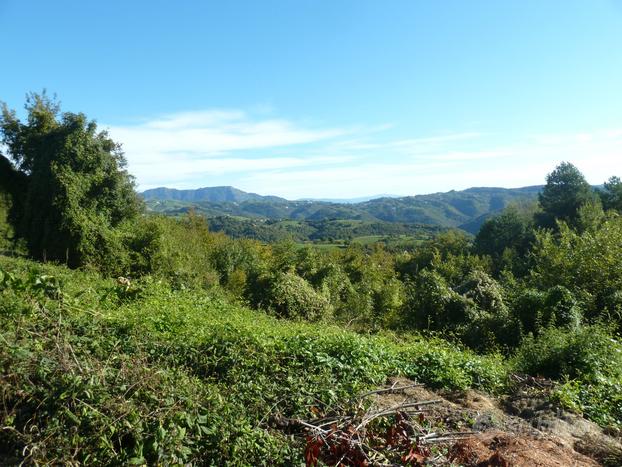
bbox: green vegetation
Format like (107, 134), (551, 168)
(144, 186), (541, 232)
(0, 92), (141, 270)
(513, 325), (622, 429)
(0, 256), (505, 464)
(204, 216), (441, 245)
(0, 190), (13, 251)
(1, 94), (622, 464)
(600, 176), (622, 212)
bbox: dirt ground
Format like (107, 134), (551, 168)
(368, 377), (622, 466)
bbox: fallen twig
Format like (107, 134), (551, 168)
(357, 382), (424, 399)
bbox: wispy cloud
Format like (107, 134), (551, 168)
(238, 130), (622, 199)
(328, 132), (482, 154)
(106, 110), (351, 189)
(109, 110), (345, 156)
(106, 108), (622, 198)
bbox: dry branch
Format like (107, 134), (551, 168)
(356, 382), (424, 399)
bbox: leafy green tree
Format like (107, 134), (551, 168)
(473, 205), (536, 275)
(530, 214), (622, 321)
(574, 197), (605, 233)
(600, 176), (622, 213)
(455, 270), (508, 315)
(398, 229), (473, 279)
(402, 269), (460, 329)
(474, 207), (531, 256)
(510, 287), (546, 335)
(403, 268), (517, 351)
(0, 153), (28, 245)
(536, 162), (596, 229)
(542, 285), (582, 330)
(0, 92), (141, 270)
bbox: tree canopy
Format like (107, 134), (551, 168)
(0, 92), (141, 269)
(536, 162), (596, 229)
(474, 206), (531, 258)
(600, 176), (622, 213)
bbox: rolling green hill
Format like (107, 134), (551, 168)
(143, 185), (542, 234)
(204, 216), (442, 244)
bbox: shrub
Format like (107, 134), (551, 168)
(264, 271), (332, 321)
(542, 285), (582, 330)
(455, 270), (508, 315)
(530, 214), (622, 321)
(123, 215), (222, 289)
(403, 269), (520, 352)
(511, 325), (622, 382)
(510, 287), (546, 335)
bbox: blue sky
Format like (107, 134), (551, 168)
(2, 0), (622, 198)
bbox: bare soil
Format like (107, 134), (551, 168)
(367, 377), (622, 466)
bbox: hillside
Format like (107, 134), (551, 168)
(142, 186), (286, 203)
(0, 255), (503, 464)
(3, 255), (621, 465)
(204, 216), (442, 244)
(143, 185), (543, 232)
(2, 254), (621, 466)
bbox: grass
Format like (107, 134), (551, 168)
(351, 235), (386, 244)
(0, 255), (506, 465)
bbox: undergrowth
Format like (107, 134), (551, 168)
(0, 256), (505, 465)
(512, 325), (622, 431)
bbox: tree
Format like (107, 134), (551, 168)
(530, 214), (622, 321)
(474, 206), (531, 258)
(600, 176), (622, 213)
(536, 162), (596, 229)
(0, 153), (28, 248)
(0, 92), (141, 270)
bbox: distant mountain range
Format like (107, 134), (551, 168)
(142, 185), (543, 233)
(142, 186), (286, 203)
(297, 194), (401, 204)
(141, 186), (397, 204)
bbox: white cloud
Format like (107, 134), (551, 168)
(105, 109), (351, 189)
(104, 108), (622, 198)
(134, 155), (355, 189)
(237, 131), (622, 199)
(329, 132), (482, 153)
(107, 111), (346, 157)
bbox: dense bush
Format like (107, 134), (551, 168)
(512, 325), (622, 430)
(402, 269), (518, 351)
(262, 270), (333, 321)
(530, 214), (622, 322)
(511, 325), (622, 382)
(542, 285), (582, 329)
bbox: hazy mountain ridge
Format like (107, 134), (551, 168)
(296, 194), (400, 203)
(142, 186), (287, 203)
(143, 185), (543, 232)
